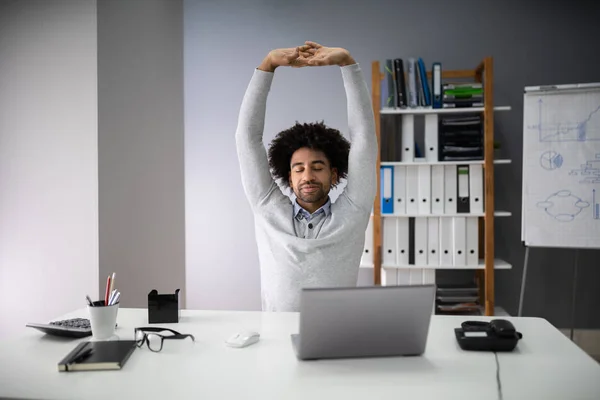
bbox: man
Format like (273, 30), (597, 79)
(235, 41), (377, 312)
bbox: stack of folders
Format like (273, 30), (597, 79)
(380, 162), (484, 216)
(438, 114), (484, 161)
(381, 57), (432, 109)
(435, 282), (480, 315)
(442, 83), (483, 108)
(377, 216), (480, 268)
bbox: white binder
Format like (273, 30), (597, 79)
(361, 216), (373, 266)
(414, 217), (428, 265)
(396, 217), (410, 266)
(382, 218), (397, 266)
(466, 217), (479, 266)
(423, 269), (436, 285)
(469, 164), (484, 213)
(418, 164), (431, 215)
(401, 116), (414, 162)
(424, 114), (438, 162)
(381, 268), (398, 286)
(444, 165), (457, 214)
(406, 166), (419, 214)
(409, 268), (423, 285)
(397, 269), (411, 285)
(439, 217), (454, 266)
(453, 216), (467, 266)
(431, 165), (445, 214)
(427, 217), (440, 266)
(393, 165), (406, 215)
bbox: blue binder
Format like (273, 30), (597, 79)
(381, 166), (394, 214)
(417, 58), (431, 106)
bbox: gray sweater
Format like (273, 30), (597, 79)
(235, 63), (377, 312)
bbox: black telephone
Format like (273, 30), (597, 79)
(455, 319), (523, 352)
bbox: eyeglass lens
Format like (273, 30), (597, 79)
(147, 333), (163, 351)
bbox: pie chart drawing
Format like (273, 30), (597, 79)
(540, 151), (563, 170)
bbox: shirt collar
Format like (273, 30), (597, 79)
(294, 197), (331, 221)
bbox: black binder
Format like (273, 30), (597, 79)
(393, 59), (407, 108)
(457, 165), (470, 213)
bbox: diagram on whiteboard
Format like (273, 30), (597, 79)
(536, 190), (590, 222)
(528, 98), (600, 142)
(539, 150), (564, 170)
(568, 153), (600, 183)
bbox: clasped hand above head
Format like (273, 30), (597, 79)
(258, 41), (356, 72)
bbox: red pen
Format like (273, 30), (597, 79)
(104, 275), (111, 305)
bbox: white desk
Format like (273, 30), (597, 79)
(1, 308), (599, 400)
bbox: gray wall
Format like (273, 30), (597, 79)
(0, 0), (98, 338)
(98, 0), (186, 308)
(184, 0), (600, 328)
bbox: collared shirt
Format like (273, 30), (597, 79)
(293, 197), (331, 239)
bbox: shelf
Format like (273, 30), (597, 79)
(380, 159), (512, 166)
(437, 306), (510, 317)
(360, 258), (512, 270)
(380, 105), (512, 115)
(370, 211), (511, 218)
(380, 211), (512, 218)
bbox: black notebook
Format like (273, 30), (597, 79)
(58, 340), (137, 372)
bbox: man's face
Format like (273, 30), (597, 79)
(288, 147), (338, 205)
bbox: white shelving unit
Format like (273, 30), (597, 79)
(368, 57), (510, 316)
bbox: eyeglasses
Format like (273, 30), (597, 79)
(134, 327), (195, 352)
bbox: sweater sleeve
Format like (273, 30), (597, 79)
(340, 63), (378, 211)
(235, 69), (279, 208)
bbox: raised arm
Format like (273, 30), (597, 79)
(235, 46), (312, 207)
(304, 42), (377, 210)
(340, 61), (377, 210)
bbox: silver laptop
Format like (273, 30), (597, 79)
(291, 284), (435, 360)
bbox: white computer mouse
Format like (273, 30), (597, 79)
(225, 331), (260, 348)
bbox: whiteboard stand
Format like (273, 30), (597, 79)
(517, 245), (580, 341)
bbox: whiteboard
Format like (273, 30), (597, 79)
(521, 83), (600, 249)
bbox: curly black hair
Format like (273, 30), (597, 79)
(267, 121), (351, 188)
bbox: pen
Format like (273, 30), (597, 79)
(108, 289), (117, 306)
(86, 295), (94, 307)
(68, 347), (93, 365)
(104, 275), (111, 305)
(110, 291), (121, 305)
(109, 272), (116, 297)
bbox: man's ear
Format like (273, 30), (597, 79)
(288, 171), (293, 188)
(331, 168), (338, 186)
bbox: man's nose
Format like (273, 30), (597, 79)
(302, 169), (315, 181)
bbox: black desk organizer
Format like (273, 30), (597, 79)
(148, 289), (180, 323)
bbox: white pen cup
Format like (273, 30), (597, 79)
(88, 300), (119, 340)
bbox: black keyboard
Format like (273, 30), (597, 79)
(26, 318), (92, 338)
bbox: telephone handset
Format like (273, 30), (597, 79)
(455, 319), (523, 352)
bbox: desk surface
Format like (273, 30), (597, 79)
(1, 308), (599, 400)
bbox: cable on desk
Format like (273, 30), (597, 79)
(494, 351), (503, 400)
